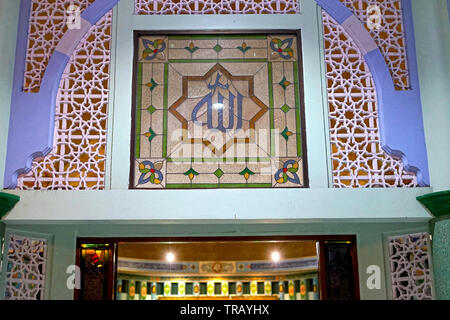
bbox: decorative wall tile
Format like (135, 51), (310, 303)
(132, 34), (307, 189)
(267, 36), (298, 62)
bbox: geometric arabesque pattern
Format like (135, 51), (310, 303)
(135, 0), (300, 15)
(339, 0), (410, 90)
(388, 232), (434, 300)
(4, 235), (48, 300)
(322, 11), (417, 188)
(17, 10), (112, 190)
(23, 0), (96, 93)
(132, 33), (306, 189)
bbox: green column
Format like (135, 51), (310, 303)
(0, 192), (20, 219)
(417, 191), (450, 300)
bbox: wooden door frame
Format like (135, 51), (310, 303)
(74, 235), (360, 300)
(318, 237), (360, 300)
(74, 239), (118, 300)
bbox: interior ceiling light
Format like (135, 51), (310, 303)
(166, 252), (175, 263)
(271, 251), (280, 262)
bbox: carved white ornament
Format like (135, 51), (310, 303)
(322, 11), (417, 187)
(388, 233), (434, 300)
(134, 0), (300, 15)
(4, 235), (48, 300)
(17, 9), (112, 190)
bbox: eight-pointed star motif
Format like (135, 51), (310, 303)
(169, 64), (269, 156)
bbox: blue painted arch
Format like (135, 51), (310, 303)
(3, 0), (120, 189)
(315, 0), (429, 186)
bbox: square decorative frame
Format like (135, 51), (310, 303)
(129, 30), (309, 190)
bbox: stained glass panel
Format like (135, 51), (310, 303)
(131, 33), (307, 189)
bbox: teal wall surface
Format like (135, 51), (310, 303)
(411, 0), (449, 300)
(0, 220), (430, 300)
(412, 0), (450, 192)
(0, 0), (19, 186)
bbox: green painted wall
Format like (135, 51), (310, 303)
(2, 188), (433, 220)
(412, 0), (450, 192)
(411, 0), (450, 300)
(0, 220), (429, 300)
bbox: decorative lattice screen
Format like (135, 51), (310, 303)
(322, 11), (417, 188)
(23, 0), (96, 93)
(4, 235), (48, 300)
(17, 2), (112, 190)
(339, 0), (410, 90)
(388, 232), (434, 300)
(134, 0), (300, 15)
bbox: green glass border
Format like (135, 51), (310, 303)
(135, 63), (143, 158)
(168, 59), (267, 63)
(167, 157), (272, 163)
(293, 62), (302, 157)
(268, 62), (275, 157)
(168, 34), (267, 40)
(166, 183), (272, 189)
(162, 63), (169, 158)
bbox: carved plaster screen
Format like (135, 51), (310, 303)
(134, 0), (300, 15)
(16, 1), (112, 190)
(388, 232), (434, 300)
(131, 33), (308, 189)
(3, 235), (48, 300)
(322, 9), (417, 188)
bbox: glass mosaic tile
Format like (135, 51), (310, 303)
(131, 33), (307, 189)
